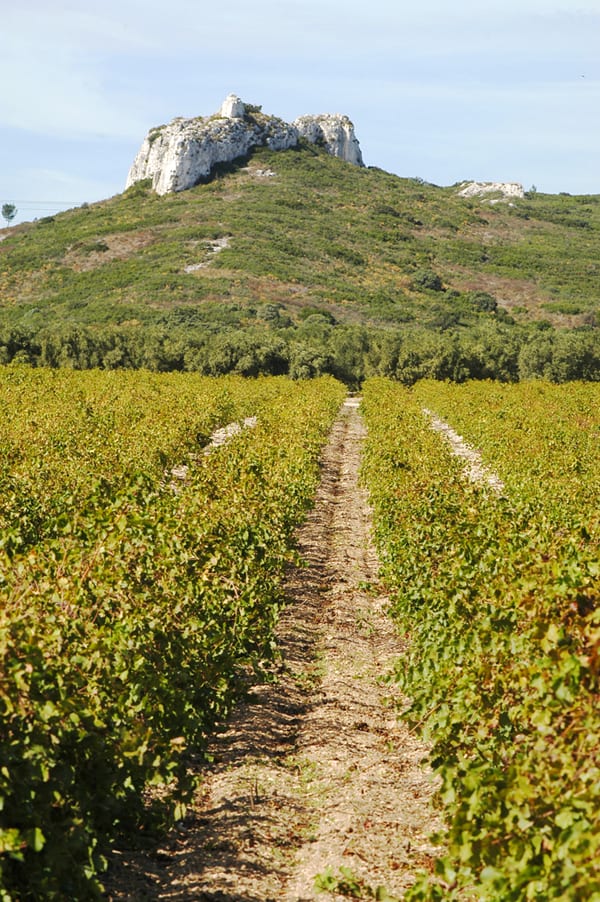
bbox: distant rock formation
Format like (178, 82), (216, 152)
(126, 96), (364, 195)
(294, 114), (364, 167)
(457, 181), (524, 201)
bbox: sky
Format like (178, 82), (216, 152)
(1, 0), (599, 225)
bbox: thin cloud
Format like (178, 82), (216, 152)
(1, 0), (599, 214)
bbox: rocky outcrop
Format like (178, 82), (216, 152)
(293, 114), (364, 166)
(457, 181), (524, 200)
(219, 93), (245, 119)
(126, 96), (364, 195)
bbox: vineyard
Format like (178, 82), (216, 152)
(361, 378), (600, 900)
(0, 367), (345, 899)
(1, 368), (599, 900)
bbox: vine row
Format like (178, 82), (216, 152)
(0, 371), (345, 899)
(361, 377), (599, 901)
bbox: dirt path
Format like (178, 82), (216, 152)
(105, 398), (439, 901)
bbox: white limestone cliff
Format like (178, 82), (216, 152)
(457, 181), (525, 200)
(126, 97), (364, 195)
(294, 114), (364, 167)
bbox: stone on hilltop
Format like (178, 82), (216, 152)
(294, 114), (364, 167)
(220, 94), (245, 118)
(457, 181), (524, 200)
(126, 96), (364, 195)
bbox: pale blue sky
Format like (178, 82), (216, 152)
(1, 0), (599, 224)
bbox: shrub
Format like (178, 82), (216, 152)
(411, 268), (444, 291)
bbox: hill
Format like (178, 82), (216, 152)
(1, 142), (599, 384)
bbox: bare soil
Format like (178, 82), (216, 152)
(62, 230), (158, 271)
(104, 398), (439, 901)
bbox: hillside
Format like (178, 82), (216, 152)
(1, 143), (600, 383)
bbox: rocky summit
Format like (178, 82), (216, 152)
(126, 94), (364, 195)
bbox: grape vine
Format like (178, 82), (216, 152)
(361, 378), (600, 901)
(0, 369), (345, 899)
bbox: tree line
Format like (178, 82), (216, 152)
(0, 320), (599, 386)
